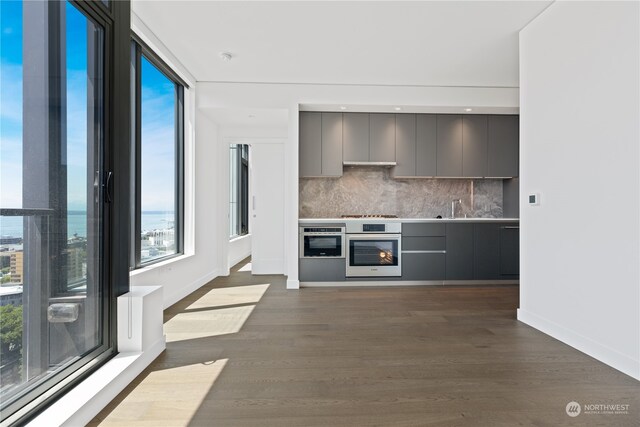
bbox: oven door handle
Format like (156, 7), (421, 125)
(346, 234), (401, 240)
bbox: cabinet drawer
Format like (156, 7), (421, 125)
(402, 236), (446, 251)
(299, 258), (345, 282)
(402, 253), (445, 281)
(402, 223), (446, 237)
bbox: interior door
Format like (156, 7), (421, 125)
(250, 143), (285, 274)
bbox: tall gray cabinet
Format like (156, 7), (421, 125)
(299, 112), (343, 177)
(369, 114), (396, 162)
(299, 112), (322, 177)
(462, 115), (488, 177)
(343, 113), (370, 163)
(488, 115), (519, 177)
(393, 114), (417, 177)
(436, 115), (463, 177)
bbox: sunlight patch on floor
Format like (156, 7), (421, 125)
(96, 359), (228, 426)
(238, 262), (252, 272)
(164, 305), (256, 343)
(185, 283), (269, 310)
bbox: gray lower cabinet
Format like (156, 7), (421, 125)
(445, 223), (474, 280)
(343, 113), (370, 163)
(462, 115), (488, 177)
(393, 114), (417, 177)
(402, 253), (445, 280)
(416, 114), (438, 177)
(321, 112), (343, 176)
(299, 258), (346, 282)
(370, 114), (396, 162)
(488, 115), (519, 177)
(500, 225), (520, 276)
(474, 224), (501, 280)
(299, 112), (322, 177)
(436, 115), (463, 177)
(401, 223), (446, 280)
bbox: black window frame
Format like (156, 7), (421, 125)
(0, 0), (131, 423)
(130, 34), (186, 269)
(230, 144), (249, 239)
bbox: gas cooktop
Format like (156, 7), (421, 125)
(341, 214), (398, 219)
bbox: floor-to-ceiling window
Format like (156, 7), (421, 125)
(0, 0), (130, 422)
(131, 39), (184, 267)
(229, 144), (249, 239)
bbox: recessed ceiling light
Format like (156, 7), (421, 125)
(220, 52), (232, 62)
(340, 106), (347, 110)
(394, 107), (401, 111)
(464, 108), (473, 112)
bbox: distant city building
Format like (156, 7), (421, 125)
(66, 241), (86, 282)
(9, 252), (23, 284)
(0, 285), (23, 307)
(0, 237), (22, 245)
(149, 229), (175, 249)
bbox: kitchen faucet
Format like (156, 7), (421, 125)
(451, 199), (462, 218)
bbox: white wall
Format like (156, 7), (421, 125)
(129, 15), (225, 309)
(518, 1), (640, 380)
(130, 108), (222, 309)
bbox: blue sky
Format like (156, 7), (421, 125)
(1, 0), (177, 213)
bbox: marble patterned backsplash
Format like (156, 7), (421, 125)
(299, 166), (504, 218)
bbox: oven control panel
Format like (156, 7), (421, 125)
(362, 224), (385, 232)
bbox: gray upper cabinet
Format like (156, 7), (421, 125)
(436, 115), (463, 177)
(488, 115), (519, 177)
(462, 115), (488, 177)
(343, 113), (370, 163)
(299, 112), (343, 178)
(416, 114), (438, 177)
(299, 112), (322, 177)
(369, 114), (396, 162)
(321, 112), (343, 176)
(393, 114), (416, 177)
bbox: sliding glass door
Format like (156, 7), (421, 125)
(0, 0), (129, 422)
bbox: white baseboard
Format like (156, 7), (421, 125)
(517, 309), (640, 381)
(164, 269), (219, 309)
(28, 338), (166, 427)
(301, 280), (518, 287)
(286, 279), (300, 289)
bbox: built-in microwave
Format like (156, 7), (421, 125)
(299, 226), (346, 258)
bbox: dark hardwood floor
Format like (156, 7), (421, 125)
(90, 258), (639, 426)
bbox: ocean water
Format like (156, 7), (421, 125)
(0, 211), (174, 239)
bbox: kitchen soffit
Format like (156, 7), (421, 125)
(132, 1), (553, 87)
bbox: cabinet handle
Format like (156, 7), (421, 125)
(402, 250), (446, 254)
(501, 226), (519, 229)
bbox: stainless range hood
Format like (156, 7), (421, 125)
(343, 161), (397, 167)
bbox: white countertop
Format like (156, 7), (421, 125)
(299, 217), (519, 223)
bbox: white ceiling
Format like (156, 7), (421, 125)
(132, 0), (552, 87)
(201, 107), (289, 128)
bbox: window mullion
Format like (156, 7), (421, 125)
(133, 44), (142, 268)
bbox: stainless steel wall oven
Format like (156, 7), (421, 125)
(345, 222), (402, 277)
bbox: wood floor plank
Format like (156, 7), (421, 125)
(91, 258), (640, 426)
